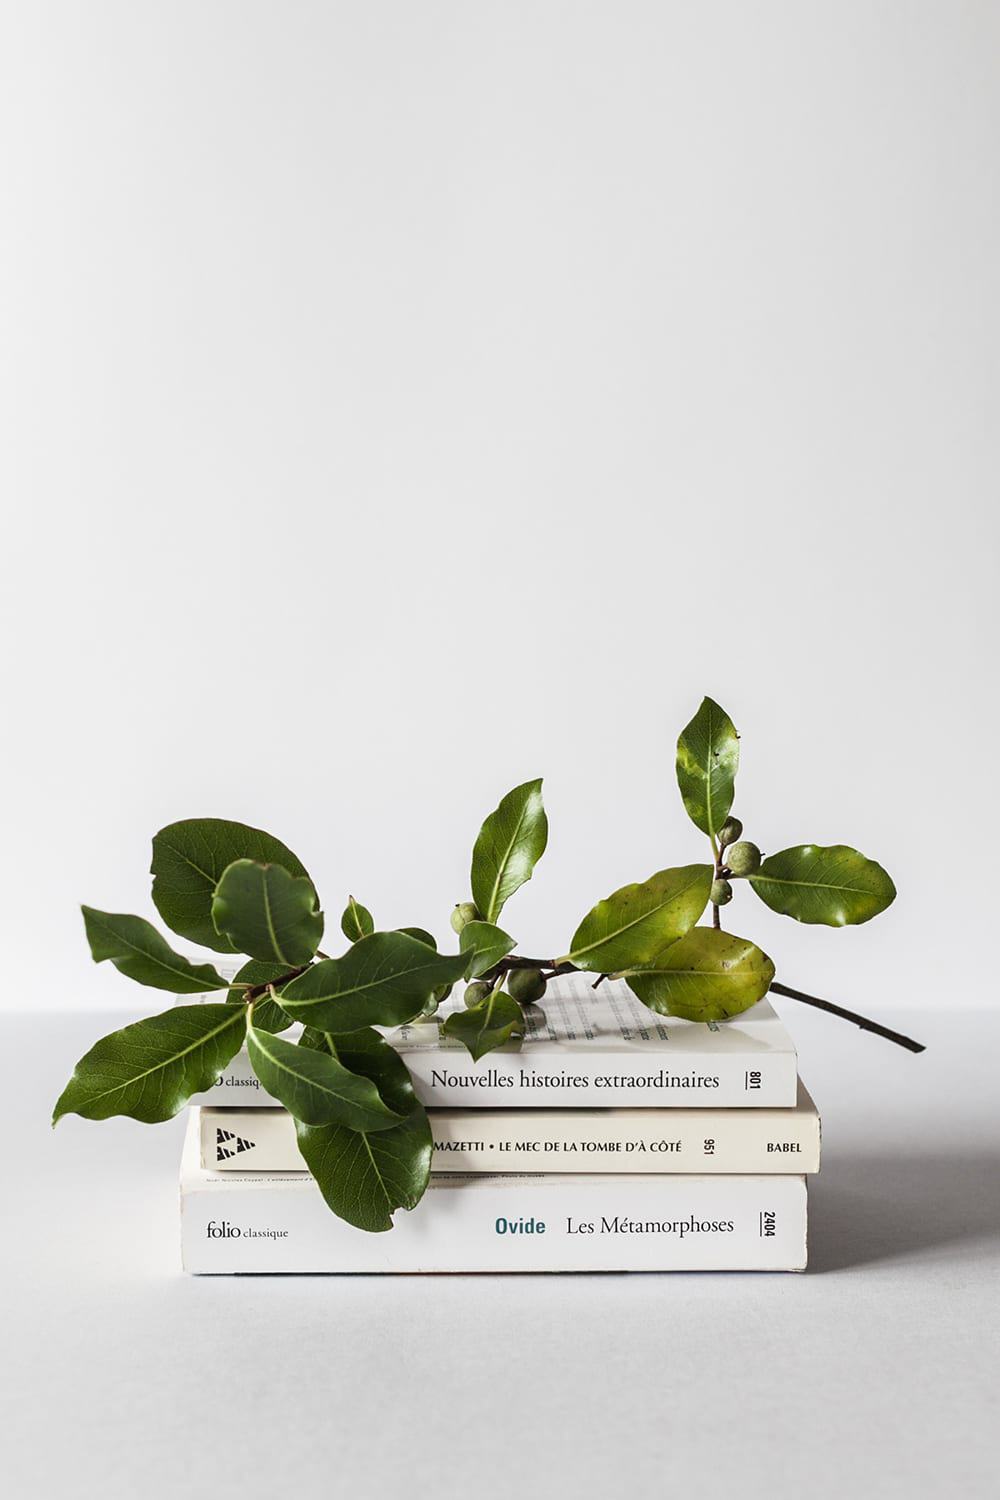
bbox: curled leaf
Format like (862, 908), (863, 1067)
(151, 818), (311, 953)
(442, 988), (524, 1061)
(211, 860), (324, 965)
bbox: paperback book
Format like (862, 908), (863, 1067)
(190, 975), (799, 1109)
(201, 1081), (820, 1174)
(181, 1113), (808, 1273)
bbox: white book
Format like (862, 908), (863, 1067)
(181, 1112), (808, 1273)
(190, 975), (799, 1109)
(201, 1081), (820, 1174)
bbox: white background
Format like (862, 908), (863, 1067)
(2, 2), (997, 1015)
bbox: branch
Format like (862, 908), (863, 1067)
(231, 965), (310, 1002)
(770, 980), (925, 1054)
(489, 955), (575, 978)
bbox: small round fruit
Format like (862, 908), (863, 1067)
(718, 816), (743, 849)
(726, 841), (761, 877)
(464, 980), (491, 1008)
(507, 967), (547, 1004)
(711, 878), (733, 906)
(450, 902), (479, 934)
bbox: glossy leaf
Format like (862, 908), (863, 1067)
(246, 1020), (405, 1130)
(277, 932), (470, 1032)
(470, 779), (548, 923)
(226, 959), (292, 1033)
(676, 697), (739, 842)
(341, 896), (374, 943)
(211, 859), (324, 965)
(81, 906), (227, 993)
(300, 1025), (418, 1114)
(295, 1026), (430, 1230)
(750, 844), (896, 926)
(398, 927), (437, 948)
(399, 927), (446, 1013)
(151, 818), (311, 953)
(459, 920), (516, 979)
(625, 927), (775, 1022)
(53, 1004), (246, 1124)
(442, 988), (524, 1061)
(295, 1106), (433, 1233)
(561, 865), (713, 972)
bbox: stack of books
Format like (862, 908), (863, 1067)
(182, 973), (819, 1272)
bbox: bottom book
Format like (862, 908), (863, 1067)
(181, 1113), (808, 1273)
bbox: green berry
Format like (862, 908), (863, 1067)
(718, 816), (743, 849)
(507, 967), (547, 1004)
(450, 902), (479, 934)
(726, 841), (761, 877)
(464, 980), (491, 1008)
(711, 878), (733, 906)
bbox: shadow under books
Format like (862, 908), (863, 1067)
(809, 1150), (1000, 1272)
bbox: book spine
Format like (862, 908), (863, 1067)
(191, 1048), (799, 1109)
(201, 1105), (821, 1174)
(182, 1170), (808, 1274)
(402, 1049), (797, 1107)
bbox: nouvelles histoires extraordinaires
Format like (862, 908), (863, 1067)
(428, 1068), (721, 1091)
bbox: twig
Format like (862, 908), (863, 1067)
(770, 980), (925, 1053)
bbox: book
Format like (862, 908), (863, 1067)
(200, 1080), (820, 1174)
(181, 1112), (808, 1272)
(190, 974), (799, 1108)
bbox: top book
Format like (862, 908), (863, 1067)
(192, 972), (799, 1109)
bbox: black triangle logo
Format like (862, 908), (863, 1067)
(216, 1127), (256, 1163)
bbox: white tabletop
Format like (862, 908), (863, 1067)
(4, 1003), (996, 1500)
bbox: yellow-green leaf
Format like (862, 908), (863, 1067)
(470, 780), (548, 923)
(625, 927), (774, 1021)
(676, 697), (739, 841)
(561, 865), (712, 971)
(750, 844), (896, 926)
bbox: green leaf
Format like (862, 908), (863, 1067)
(625, 927), (775, 1022)
(151, 818), (312, 953)
(295, 1026), (430, 1230)
(459, 920), (516, 979)
(277, 932), (470, 1032)
(341, 896), (374, 942)
(53, 1004), (246, 1124)
(561, 865), (713, 972)
(676, 697), (740, 842)
(295, 1107), (433, 1233)
(442, 988), (524, 1061)
(470, 779), (548, 923)
(300, 1025), (418, 1115)
(226, 959), (292, 1033)
(211, 859), (324, 964)
(750, 844), (896, 926)
(246, 1020), (407, 1130)
(81, 906), (227, 993)
(398, 927), (437, 948)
